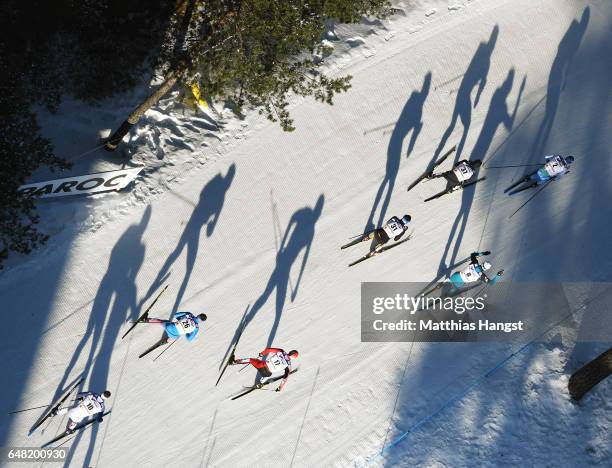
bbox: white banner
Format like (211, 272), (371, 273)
(18, 167), (144, 199)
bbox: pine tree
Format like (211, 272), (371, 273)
(191, 0), (391, 131)
(0, 0), (174, 266)
(0, 86), (70, 268)
(105, 0), (390, 148)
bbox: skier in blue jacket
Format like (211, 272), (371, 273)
(146, 312), (207, 343)
(449, 251), (503, 290)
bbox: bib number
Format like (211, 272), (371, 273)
(270, 355), (282, 366)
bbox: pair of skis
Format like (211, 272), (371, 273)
(504, 171), (539, 195)
(215, 321), (246, 387)
(138, 337), (171, 359)
(340, 230), (375, 250)
(407, 145), (457, 192)
(423, 177), (487, 202)
(122, 284), (174, 359)
(231, 369), (298, 400)
(41, 410), (111, 448)
(505, 177), (555, 219)
(27, 377), (84, 437)
(122, 284), (169, 340)
(348, 234), (413, 267)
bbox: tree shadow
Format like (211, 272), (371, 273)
(144, 164), (236, 313)
(223, 195), (324, 359)
(530, 8), (590, 158)
(437, 69), (525, 274)
(57, 206), (150, 467)
(364, 72), (431, 232)
(433, 25), (499, 162)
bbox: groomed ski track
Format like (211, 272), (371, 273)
(1, 0), (611, 466)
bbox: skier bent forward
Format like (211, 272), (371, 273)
(52, 390), (111, 433)
(231, 348), (299, 392)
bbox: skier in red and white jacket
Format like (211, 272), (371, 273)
(231, 348), (298, 391)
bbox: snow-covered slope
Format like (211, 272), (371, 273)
(2, 0), (611, 467)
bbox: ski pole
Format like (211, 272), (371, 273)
(9, 404), (51, 415)
(484, 164), (541, 169)
(9, 400), (76, 415)
(153, 339), (177, 361)
(238, 364), (250, 373)
(509, 179), (553, 219)
(347, 230), (373, 240)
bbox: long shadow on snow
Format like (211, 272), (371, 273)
(0, 251), (78, 447)
(143, 164), (236, 313)
(385, 5), (612, 465)
(55, 207), (150, 467)
(476, 5), (612, 463)
(436, 69), (525, 274)
(431, 25), (498, 162)
(364, 72), (431, 232)
(530, 8), (590, 159)
(222, 195), (324, 363)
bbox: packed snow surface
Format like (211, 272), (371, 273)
(2, 0), (611, 467)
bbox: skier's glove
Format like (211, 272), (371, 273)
(275, 388), (281, 392)
(481, 250), (491, 256)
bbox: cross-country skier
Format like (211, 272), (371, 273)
(505, 155), (574, 194)
(231, 348), (298, 392)
(449, 251), (502, 289)
(146, 312), (207, 343)
(369, 215), (411, 252)
(52, 390), (110, 433)
(427, 159), (483, 190)
(341, 215), (411, 253)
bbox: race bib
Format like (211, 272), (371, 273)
(461, 264), (480, 282)
(383, 220), (404, 238)
(453, 162), (474, 182)
(81, 395), (102, 416)
(544, 156), (565, 176)
(266, 352), (289, 373)
(175, 316), (196, 335)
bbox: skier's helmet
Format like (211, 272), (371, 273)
(102, 391), (111, 400)
(471, 159), (483, 168)
(198, 313), (207, 322)
(401, 215), (412, 227)
(482, 261), (492, 271)
(288, 350), (299, 359)
(565, 155), (575, 164)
